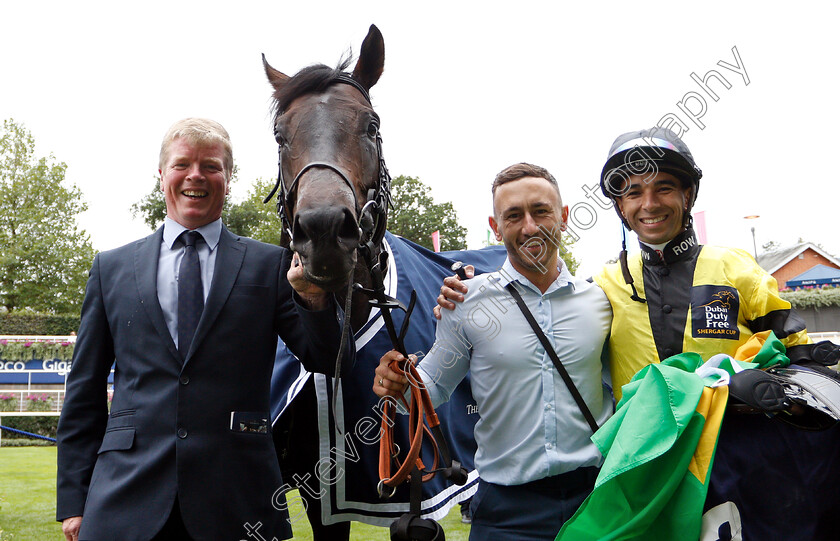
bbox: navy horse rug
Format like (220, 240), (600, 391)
(271, 232), (506, 527)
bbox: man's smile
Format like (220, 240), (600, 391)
(640, 215), (667, 225)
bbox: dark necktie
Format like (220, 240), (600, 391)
(178, 231), (204, 359)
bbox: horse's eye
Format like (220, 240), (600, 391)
(274, 129), (287, 147)
(366, 122), (378, 138)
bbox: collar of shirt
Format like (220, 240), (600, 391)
(495, 256), (576, 296)
(162, 217), (222, 252)
(637, 227), (700, 266)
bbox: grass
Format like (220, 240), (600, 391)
(0, 447), (470, 540)
(0, 447), (63, 540)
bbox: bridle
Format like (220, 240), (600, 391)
(264, 72), (465, 540)
(264, 71), (392, 441)
(263, 72), (391, 257)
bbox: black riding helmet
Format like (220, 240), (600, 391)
(599, 127), (703, 229)
(600, 128), (703, 304)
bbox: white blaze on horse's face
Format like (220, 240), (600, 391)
(159, 139), (229, 230)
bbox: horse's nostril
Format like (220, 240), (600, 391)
(291, 214), (311, 245)
(294, 207), (360, 251)
(337, 207), (361, 244)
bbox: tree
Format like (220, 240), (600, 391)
(130, 179), (167, 230)
(557, 236), (581, 275)
(388, 175), (467, 251)
(0, 119), (96, 313)
(226, 177), (284, 246)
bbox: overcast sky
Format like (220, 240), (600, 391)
(2, 1), (837, 277)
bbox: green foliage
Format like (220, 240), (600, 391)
(0, 339), (74, 362)
(0, 415), (58, 438)
(0, 119), (96, 314)
(558, 235), (581, 275)
(0, 394), (17, 412)
(389, 175), (467, 251)
(0, 438), (54, 447)
(129, 178), (168, 230)
(25, 393), (54, 412)
(225, 177), (284, 245)
(780, 286), (840, 309)
(0, 312), (79, 335)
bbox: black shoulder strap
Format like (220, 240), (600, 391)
(505, 282), (600, 433)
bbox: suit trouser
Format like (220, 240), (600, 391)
(468, 466), (598, 541)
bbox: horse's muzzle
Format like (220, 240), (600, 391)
(291, 206), (360, 291)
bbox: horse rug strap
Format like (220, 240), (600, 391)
(505, 283), (600, 433)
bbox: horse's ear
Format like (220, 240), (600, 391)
(262, 53), (291, 92)
(352, 24), (385, 91)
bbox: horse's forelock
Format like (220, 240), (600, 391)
(271, 57), (355, 120)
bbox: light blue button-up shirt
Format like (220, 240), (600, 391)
(417, 258), (613, 486)
(157, 217), (223, 348)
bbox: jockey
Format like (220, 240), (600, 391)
(595, 127), (820, 399)
(595, 127), (840, 539)
(438, 128), (840, 540)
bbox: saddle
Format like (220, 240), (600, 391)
(727, 362), (840, 430)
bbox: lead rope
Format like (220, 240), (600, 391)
(355, 253), (466, 541)
(330, 261), (356, 436)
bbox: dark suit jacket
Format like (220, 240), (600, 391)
(57, 226), (352, 541)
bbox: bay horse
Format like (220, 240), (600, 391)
(263, 25), (506, 539)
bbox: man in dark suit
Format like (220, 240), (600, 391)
(56, 118), (352, 541)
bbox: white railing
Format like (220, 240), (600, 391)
(0, 389), (64, 412)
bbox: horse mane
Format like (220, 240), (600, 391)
(270, 57), (354, 119)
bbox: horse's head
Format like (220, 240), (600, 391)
(263, 25), (387, 292)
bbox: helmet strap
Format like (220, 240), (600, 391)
(620, 226), (646, 304)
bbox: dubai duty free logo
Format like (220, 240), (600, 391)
(691, 285), (740, 340)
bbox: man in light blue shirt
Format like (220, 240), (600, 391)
(374, 163), (612, 540)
